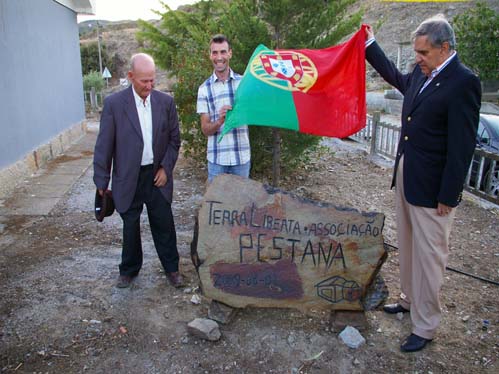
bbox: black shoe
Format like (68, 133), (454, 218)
(383, 303), (409, 314)
(166, 272), (184, 288)
(116, 275), (133, 288)
(400, 334), (432, 352)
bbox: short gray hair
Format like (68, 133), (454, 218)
(413, 14), (456, 50)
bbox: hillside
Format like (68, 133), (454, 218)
(79, 0), (499, 91)
(359, 0), (498, 83)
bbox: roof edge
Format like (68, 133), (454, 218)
(53, 0), (96, 15)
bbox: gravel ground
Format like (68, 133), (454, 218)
(0, 135), (498, 373)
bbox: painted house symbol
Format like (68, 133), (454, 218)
(315, 276), (362, 303)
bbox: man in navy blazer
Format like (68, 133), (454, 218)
(365, 16), (481, 352)
(93, 53), (182, 289)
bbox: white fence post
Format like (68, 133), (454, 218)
(90, 87), (97, 110)
(370, 111), (380, 156)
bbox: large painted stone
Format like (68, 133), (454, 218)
(191, 175), (387, 312)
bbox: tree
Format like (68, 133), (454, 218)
(138, 0), (269, 162)
(80, 42), (113, 77)
(137, 0), (362, 183)
(454, 2), (499, 81)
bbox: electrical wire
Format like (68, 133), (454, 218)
(384, 242), (499, 287)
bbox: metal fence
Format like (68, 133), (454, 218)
(464, 148), (499, 204)
(350, 112), (401, 160)
(82, 88), (175, 112)
(351, 112), (499, 205)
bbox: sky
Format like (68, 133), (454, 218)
(77, 0), (198, 22)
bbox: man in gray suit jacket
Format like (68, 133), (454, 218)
(365, 16), (480, 352)
(93, 53), (182, 289)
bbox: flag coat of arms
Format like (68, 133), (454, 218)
(220, 26), (367, 140)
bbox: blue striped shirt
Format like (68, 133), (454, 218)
(196, 70), (250, 165)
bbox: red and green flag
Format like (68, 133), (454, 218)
(220, 25), (367, 141)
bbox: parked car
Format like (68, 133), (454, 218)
(480, 102), (499, 115)
(469, 111), (499, 197)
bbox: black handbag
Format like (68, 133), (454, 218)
(94, 189), (115, 222)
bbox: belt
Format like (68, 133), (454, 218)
(140, 164), (153, 170)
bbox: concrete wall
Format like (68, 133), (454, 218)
(0, 0), (86, 170)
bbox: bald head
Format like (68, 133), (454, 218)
(130, 53), (155, 72)
(128, 53), (156, 100)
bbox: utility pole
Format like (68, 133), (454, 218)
(88, 22), (103, 75)
(96, 21), (103, 76)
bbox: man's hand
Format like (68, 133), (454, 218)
(437, 202), (453, 216)
(365, 24), (374, 40)
(200, 105), (232, 136)
(154, 167), (167, 187)
(218, 105), (232, 124)
(98, 189), (104, 197)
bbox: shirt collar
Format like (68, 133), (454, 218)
(132, 86), (150, 108)
(211, 69), (235, 83)
(430, 51), (457, 78)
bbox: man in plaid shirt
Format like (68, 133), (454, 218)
(197, 34), (251, 183)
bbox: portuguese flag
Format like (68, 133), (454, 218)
(220, 25), (367, 141)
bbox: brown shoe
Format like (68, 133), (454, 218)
(166, 272), (184, 288)
(116, 275), (133, 288)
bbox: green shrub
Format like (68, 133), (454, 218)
(80, 42), (114, 76)
(83, 71), (105, 91)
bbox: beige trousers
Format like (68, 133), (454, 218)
(395, 156), (455, 340)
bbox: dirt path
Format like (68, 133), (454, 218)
(0, 135), (498, 373)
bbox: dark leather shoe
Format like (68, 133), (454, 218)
(383, 303), (409, 314)
(116, 275), (133, 288)
(166, 272), (184, 288)
(400, 333), (432, 352)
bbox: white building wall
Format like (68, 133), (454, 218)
(0, 0), (86, 168)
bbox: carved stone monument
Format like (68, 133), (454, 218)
(191, 175), (387, 313)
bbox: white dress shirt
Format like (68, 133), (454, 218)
(132, 87), (154, 166)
